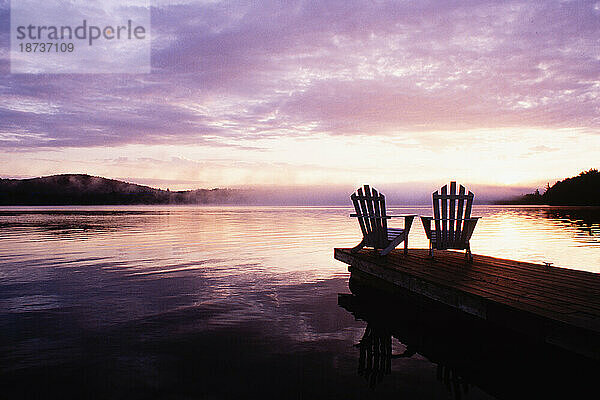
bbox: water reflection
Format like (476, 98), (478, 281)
(467, 206), (600, 271)
(1, 206), (599, 398)
(356, 324), (392, 388)
(353, 321), (475, 399)
(339, 276), (599, 399)
(541, 207), (600, 237)
(1, 205), (599, 277)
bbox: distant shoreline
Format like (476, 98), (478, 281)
(0, 174), (245, 206)
(1, 170), (598, 206)
(494, 169), (599, 207)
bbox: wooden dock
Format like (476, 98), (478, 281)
(334, 248), (600, 360)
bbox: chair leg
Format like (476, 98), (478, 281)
(380, 243), (393, 256)
(404, 236), (408, 255)
(429, 242), (434, 259)
(465, 244), (473, 263)
(381, 234), (406, 256)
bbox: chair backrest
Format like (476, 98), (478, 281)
(432, 181), (474, 248)
(351, 185), (387, 248)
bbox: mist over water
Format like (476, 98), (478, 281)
(233, 183), (536, 205)
(0, 205), (598, 398)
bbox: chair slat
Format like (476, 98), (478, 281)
(378, 192), (389, 248)
(440, 184), (448, 249)
(357, 187), (372, 243)
(465, 192), (474, 219)
(449, 181), (456, 243)
(463, 191), (474, 242)
(380, 193), (388, 241)
(370, 187), (385, 248)
(433, 190), (441, 249)
(351, 193), (367, 238)
(363, 185), (379, 247)
(456, 185), (466, 243)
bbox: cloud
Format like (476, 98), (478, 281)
(0, 0), (598, 153)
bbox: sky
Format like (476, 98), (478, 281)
(1, 0), (599, 198)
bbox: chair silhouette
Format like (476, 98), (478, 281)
(421, 182), (480, 262)
(350, 185), (416, 255)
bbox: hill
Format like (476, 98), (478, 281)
(499, 169), (600, 206)
(0, 174), (244, 205)
(544, 169), (600, 205)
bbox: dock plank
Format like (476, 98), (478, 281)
(399, 252), (600, 312)
(340, 251), (579, 319)
(334, 248), (600, 360)
(407, 250), (600, 291)
(388, 250), (600, 309)
(373, 251), (590, 312)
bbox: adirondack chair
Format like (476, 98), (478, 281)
(421, 182), (480, 262)
(350, 185), (416, 256)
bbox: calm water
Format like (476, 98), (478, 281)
(1, 205), (599, 399)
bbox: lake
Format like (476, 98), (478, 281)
(1, 205), (599, 399)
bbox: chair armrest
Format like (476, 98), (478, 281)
(462, 218), (479, 241)
(382, 215), (416, 234)
(402, 215), (416, 232)
(420, 216), (433, 239)
(350, 214), (419, 219)
(420, 217), (479, 221)
(350, 214), (392, 219)
(463, 218), (479, 227)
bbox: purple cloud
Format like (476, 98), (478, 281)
(0, 0), (599, 150)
